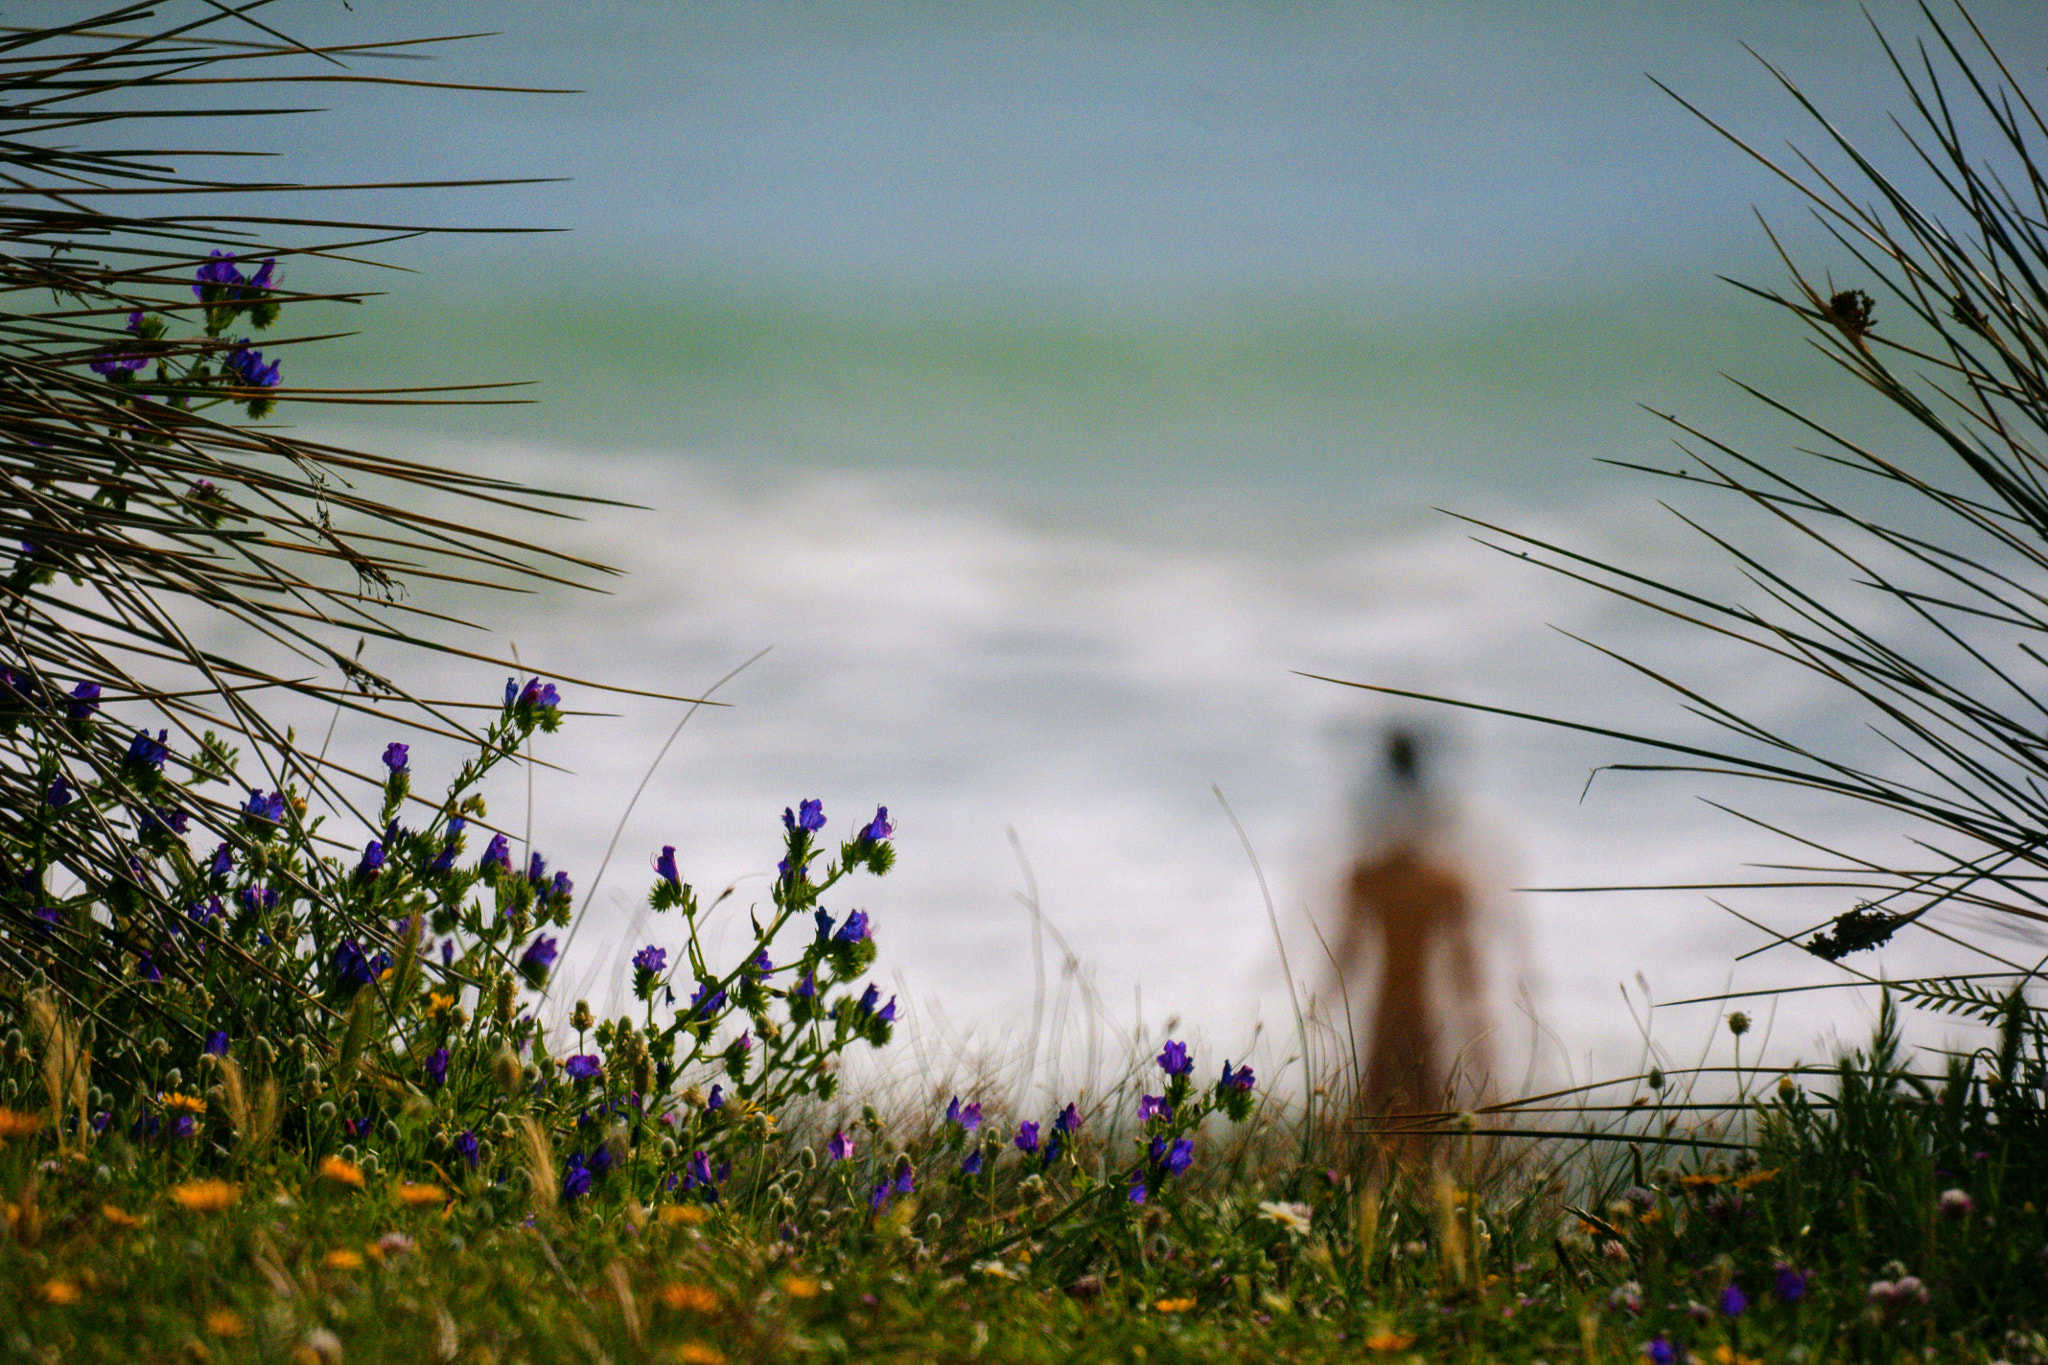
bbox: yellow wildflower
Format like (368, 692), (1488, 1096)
(318, 1154), (365, 1189)
(1154, 1297), (1197, 1314)
(673, 1344), (725, 1365)
(660, 1283), (719, 1312)
(660, 1204), (709, 1227)
(206, 1309), (247, 1338)
(161, 1092), (207, 1114)
(170, 1180), (240, 1213)
(102, 1203), (143, 1228)
(0, 1108), (44, 1139)
(426, 991), (456, 1017)
(780, 1275), (820, 1299)
(1364, 1330), (1418, 1351)
(394, 1183), (446, 1207)
(39, 1278), (82, 1306)
(1712, 1347), (1761, 1365)
(1679, 1173), (1726, 1189)
(322, 1248), (364, 1271)
(1733, 1168), (1780, 1191)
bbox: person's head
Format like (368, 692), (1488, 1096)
(1385, 727), (1422, 789)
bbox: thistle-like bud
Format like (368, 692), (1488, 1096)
(493, 971), (516, 1029)
(571, 999), (595, 1032)
(797, 1146), (817, 1170)
(1727, 1011), (1751, 1038)
(490, 1046), (522, 1095)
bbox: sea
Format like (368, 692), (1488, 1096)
(149, 0), (2048, 1101)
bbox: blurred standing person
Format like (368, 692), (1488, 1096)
(1326, 727), (1495, 1158)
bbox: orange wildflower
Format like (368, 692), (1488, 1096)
(780, 1276), (820, 1300)
(39, 1278), (82, 1306)
(394, 1183), (446, 1207)
(170, 1179), (240, 1213)
(318, 1154), (365, 1189)
(659, 1284), (719, 1313)
(1733, 1168), (1780, 1191)
(206, 1309), (247, 1338)
(1154, 1297), (1197, 1313)
(1365, 1330), (1418, 1351)
(322, 1248), (364, 1271)
(672, 1344), (725, 1365)
(0, 1108), (44, 1139)
(101, 1203), (143, 1228)
(161, 1092), (207, 1114)
(660, 1204), (709, 1227)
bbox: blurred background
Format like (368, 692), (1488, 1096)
(182, 0), (2048, 1091)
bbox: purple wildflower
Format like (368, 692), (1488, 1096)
(66, 681), (100, 720)
(1221, 1060), (1255, 1092)
(512, 677), (559, 711)
(1015, 1121), (1041, 1155)
(1151, 1136), (1194, 1176)
(1158, 1040), (1192, 1076)
(480, 833), (511, 874)
(334, 939), (386, 986)
(783, 799), (826, 833)
(1774, 1265), (1808, 1304)
(961, 1149), (984, 1176)
(207, 843), (233, 877)
(1128, 1173), (1148, 1204)
(519, 935), (559, 976)
(1642, 1336), (1677, 1365)
(826, 1130), (855, 1162)
(564, 1055), (602, 1081)
(834, 910), (870, 943)
(794, 971), (816, 1001)
(689, 980), (726, 1016)
(45, 773), (72, 807)
(860, 806), (893, 842)
(527, 851), (547, 886)
(1055, 1102), (1083, 1133)
(563, 1153), (592, 1201)
(706, 1084), (724, 1111)
(1138, 1094), (1171, 1122)
(223, 344), (280, 389)
(424, 1047), (449, 1088)
(632, 944), (667, 973)
(356, 839), (386, 878)
(205, 1031), (229, 1057)
(125, 729), (169, 770)
(454, 1130), (480, 1167)
(1718, 1282), (1748, 1317)
(242, 789), (285, 824)
(381, 742), (409, 773)
(654, 845), (680, 887)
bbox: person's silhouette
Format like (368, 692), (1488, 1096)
(1328, 729), (1489, 1147)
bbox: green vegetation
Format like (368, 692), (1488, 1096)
(5, 3), (2048, 1362)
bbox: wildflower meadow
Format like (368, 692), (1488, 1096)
(5, 4), (2048, 1363)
